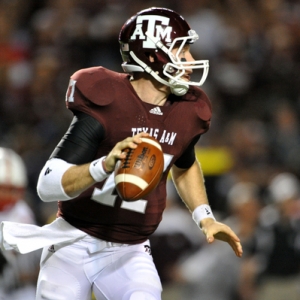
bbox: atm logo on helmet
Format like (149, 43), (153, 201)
(130, 15), (172, 49)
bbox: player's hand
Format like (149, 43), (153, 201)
(201, 218), (243, 257)
(104, 132), (150, 173)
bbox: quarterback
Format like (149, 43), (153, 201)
(0, 7), (242, 300)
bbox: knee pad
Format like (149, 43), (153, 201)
(124, 290), (161, 300)
(36, 279), (77, 300)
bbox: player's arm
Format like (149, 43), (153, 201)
(37, 112), (148, 201)
(37, 111), (102, 201)
(171, 140), (243, 257)
(61, 132), (149, 198)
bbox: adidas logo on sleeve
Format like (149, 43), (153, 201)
(149, 107), (163, 115)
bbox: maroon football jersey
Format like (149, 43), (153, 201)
(58, 66), (212, 244)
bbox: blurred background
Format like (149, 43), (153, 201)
(0, 0), (300, 299)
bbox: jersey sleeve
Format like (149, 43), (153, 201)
(50, 112), (105, 164)
(183, 86), (212, 124)
(64, 67), (129, 134)
(65, 67), (115, 113)
(174, 134), (200, 169)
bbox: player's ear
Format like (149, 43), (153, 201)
(147, 53), (155, 63)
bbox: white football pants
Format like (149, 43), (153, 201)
(36, 235), (162, 300)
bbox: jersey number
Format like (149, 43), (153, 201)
(66, 79), (77, 102)
(91, 153), (173, 214)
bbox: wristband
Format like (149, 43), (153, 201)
(89, 156), (111, 182)
(192, 204), (216, 228)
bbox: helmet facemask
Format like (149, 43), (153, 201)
(145, 29), (209, 95)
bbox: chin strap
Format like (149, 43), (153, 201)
(168, 79), (189, 96)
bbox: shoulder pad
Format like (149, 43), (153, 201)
(71, 67), (117, 106)
(183, 86), (212, 121)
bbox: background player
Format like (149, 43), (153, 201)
(0, 147), (40, 300)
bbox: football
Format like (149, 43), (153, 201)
(114, 136), (164, 201)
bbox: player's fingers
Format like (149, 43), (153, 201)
(202, 221), (243, 257)
(214, 231), (243, 257)
(131, 132), (150, 144)
(114, 139), (135, 152)
(219, 223), (240, 241)
(201, 227), (211, 243)
(228, 239), (243, 257)
(117, 132), (149, 150)
(235, 241), (243, 257)
(106, 132), (151, 169)
(214, 229), (240, 244)
(136, 132), (150, 138)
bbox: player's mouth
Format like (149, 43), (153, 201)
(182, 73), (191, 81)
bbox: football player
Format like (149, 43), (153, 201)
(0, 147), (40, 300)
(1, 7), (242, 300)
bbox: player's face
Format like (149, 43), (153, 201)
(0, 185), (21, 211)
(171, 44), (194, 81)
(172, 44), (194, 61)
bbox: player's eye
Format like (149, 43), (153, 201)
(180, 45), (190, 57)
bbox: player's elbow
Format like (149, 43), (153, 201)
(36, 176), (72, 202)
(36, 181), (56, 202)
(36, 158), (75, 202)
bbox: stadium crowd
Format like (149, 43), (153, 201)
(0, 0), (300, 299)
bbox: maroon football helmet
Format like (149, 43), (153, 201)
(119, 7), (209, 95)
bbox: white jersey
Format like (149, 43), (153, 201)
(0, 200), (40, 300)
(0, 200), (35, 224)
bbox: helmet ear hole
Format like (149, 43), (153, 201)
(145, 52), (155, 63)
